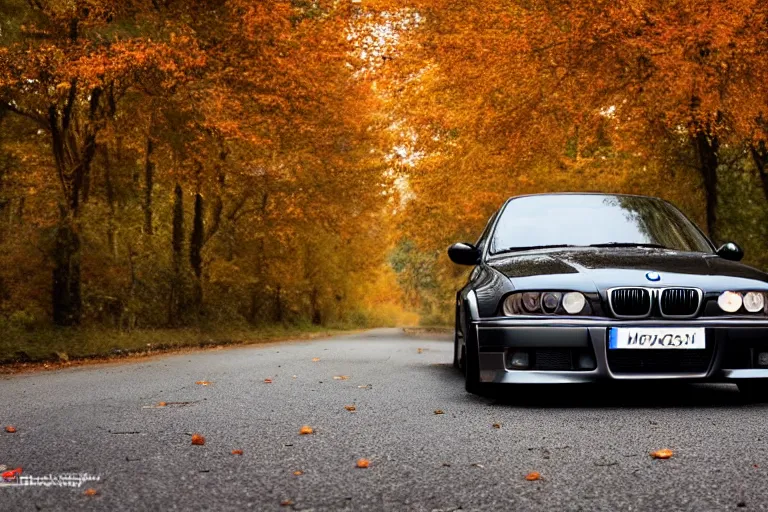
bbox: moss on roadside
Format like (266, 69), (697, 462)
(0, 323), (355, 365)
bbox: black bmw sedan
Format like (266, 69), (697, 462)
(448, 193), (768, 399)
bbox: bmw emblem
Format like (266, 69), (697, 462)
(646, 271), (661, 282)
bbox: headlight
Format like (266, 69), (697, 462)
(718, 291), (743, 313)
(744, 292), (765, 313)
(541, 292), (561, 313)
(502, 294), (523, 316)
(562, 292), (586, 314)
(502, 291), (591, 316)
(521, 292), (540, 313)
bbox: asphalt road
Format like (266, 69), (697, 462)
(2, 328), (768, 511)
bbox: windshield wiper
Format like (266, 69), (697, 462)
(494, 244), (579, 254)
(589, 242), (669, 249)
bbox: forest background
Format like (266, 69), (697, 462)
(3, 0), (768, 361)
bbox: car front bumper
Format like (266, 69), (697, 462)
(474, 317), (768, 384)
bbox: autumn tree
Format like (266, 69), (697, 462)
(0, 0), (205, 324)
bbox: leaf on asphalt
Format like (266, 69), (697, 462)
(83, 488), (98, 496)
(345, 405), (356, 412)
(299, 425), (314, 435)
(650, 449), (673, 459)
(293, 470), (303, 476)
(333, 375), (349, 380)
(492, 423), (501, 429)
(231, 450), (243, 455)
(356, 458), (371, 468)
(195, 381), (212, 386)
(264, 378), (273, 384)
(434, 409), (445, 415)
(525, 471), (541, 481)
(5, 426), (16, 433)
(358, 384), (372, 389)
(191, 434), (206, 445)
(417, 348), (423, 354)
(311, 358), (320, 362)
(280, 499), (295, 507)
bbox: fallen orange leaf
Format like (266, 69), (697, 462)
(525, 471), (541, 481)
(299, 425), (314, 435)
(311, 358), (320, 362)
(191, 434), (206, 445)
(650, 449), (673, 459)
(293, 470), (303, 476)
(83, 488), (98, 496)
(356, 458), (371, 468)
(434, 410), (445, 415)
(195, 381), (212, 386)
(5, 426), (16, 433)
(417, 348), (424, 354)
(231, 449), (243, 455)
(345, 405), (356, 412)
(492, 423), (501, 429)
(280, 499), (295, 507)
(333, 375), (349, 380)
(158, 402), (167, 407)
(264, 378), (273, 384)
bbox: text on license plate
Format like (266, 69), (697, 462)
(608, 327), (706, 349)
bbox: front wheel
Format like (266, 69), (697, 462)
(737, 380), (768, 402)
(463, 322), (485, 395)
(453, 305), (461, 369)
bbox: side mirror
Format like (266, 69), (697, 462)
(448, 242), (480, 266)
(717, 242), (744, 262)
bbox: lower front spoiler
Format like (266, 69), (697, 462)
(478, 365), (768, 385)
(474, 317), (768, 384)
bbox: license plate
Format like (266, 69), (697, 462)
(608, 327), (706, 349)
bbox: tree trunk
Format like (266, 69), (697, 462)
(274, 285), (283, 323)
(103, 145), (117, 258)
(143, 137), (154, 235)
(190, 192), (204, 309)
(169, 183), (184, 326)
(52, 220), (81, 326)
(693, 130), (719, 242)
(310, 287), (321, 325)
(750, 143), (768, 204)
(46, 83), (102, 325)
(249, 287), (259, 324)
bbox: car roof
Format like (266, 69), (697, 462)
(504, 192), (664, 202)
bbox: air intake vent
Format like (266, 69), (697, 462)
(660, 288), (701, 317)
(610, 288), (651, 318)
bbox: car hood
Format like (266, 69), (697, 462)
(487, 248), (768, 293)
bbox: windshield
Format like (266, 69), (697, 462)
(490, 195), (714, 255)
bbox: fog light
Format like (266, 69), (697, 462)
(577, 353), (596, 370)
(758, 352), (768, 367)
(508, 351), (530, 369)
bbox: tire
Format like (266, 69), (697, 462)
(453, 305), (461, 369)
(737, 380), (768, 402)
(463, 317), (485, 395)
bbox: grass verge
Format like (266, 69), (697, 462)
(0, 324), (358, 369)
